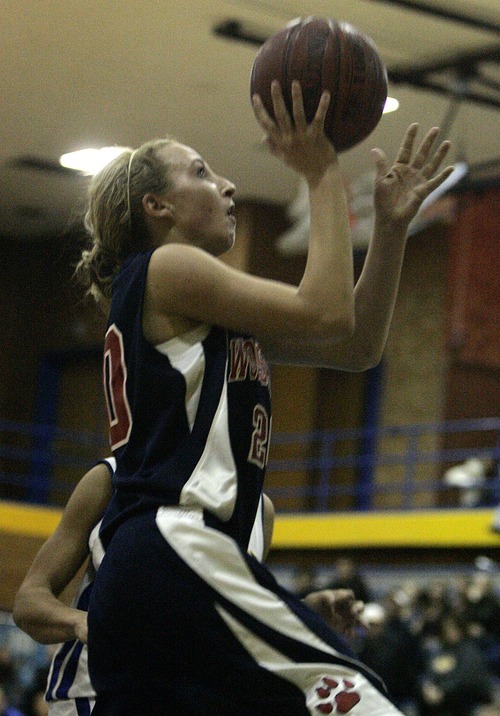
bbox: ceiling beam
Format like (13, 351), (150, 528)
(213, 20), (500, 109)
(366, 0), (499, 34)
(390, 45), (500, 108)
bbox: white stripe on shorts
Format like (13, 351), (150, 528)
(48, 698), (95, 716)
(155, 506), (404, 716)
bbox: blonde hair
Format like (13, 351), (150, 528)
(75, 138), (175, 306)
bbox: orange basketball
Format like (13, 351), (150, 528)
(250, 16), (388, 152)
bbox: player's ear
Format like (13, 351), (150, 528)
(142, 193), (174, 220)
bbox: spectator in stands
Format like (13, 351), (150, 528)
(0, 623), (49, 711)
(457, 570), (500, 678)
(357, 599), (423, 713)
(0, 647), (17, 710)
(460, 571), (500, 639)
(293, 565), (318, 599)
(443, 458), (496, 508)
(324, 557), (373, 604)
(417, 613), (494, 715)
(412, 580), (453, 655)
(473, 706), (500, 716)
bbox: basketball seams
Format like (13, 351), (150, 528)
(303, 19), (332, 124)
(250, 15), (387, 152)
(323, 19), (341, 144)
(283, 21), (302, 120)
(338, 24), (355, 145)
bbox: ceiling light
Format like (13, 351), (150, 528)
(59, 146), (129, 175)
(383, 97), (399, 114)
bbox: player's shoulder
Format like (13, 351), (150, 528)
(149, 243), (226, 279)
(147, 244), (226, 314)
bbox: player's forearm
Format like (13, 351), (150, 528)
(347, 220), (408, 368)
(13, 587), (87, 644)
(298, 163), (355, 338)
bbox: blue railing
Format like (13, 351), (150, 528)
(266, 417), (500, 511)
(0, 418), (107, 504)
(0, 417), (498, 511)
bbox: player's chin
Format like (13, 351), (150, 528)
(223, 233), (236, 255)
(223, 221), (237, 247)
(211, 230), (236, 257)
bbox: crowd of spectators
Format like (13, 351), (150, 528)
(0, 614), (50, 716)
(0, 559), (498, 715)
(295, 557), (499, 715)
(355, 573), (499, 715)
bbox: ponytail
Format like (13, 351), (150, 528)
(75, 138), (174, 306)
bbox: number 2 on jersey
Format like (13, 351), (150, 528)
(248, 403), (271, 469)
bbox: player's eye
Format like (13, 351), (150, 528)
(196, 163), (206, 178)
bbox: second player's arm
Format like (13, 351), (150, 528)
(13, 462), (112, 644)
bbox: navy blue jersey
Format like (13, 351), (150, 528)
(89, 252), (401, 715)
(100, 250), (272, 550)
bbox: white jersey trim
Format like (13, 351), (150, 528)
(155, 325), (209, 432)
(179, 379), (237, 522)
(247, 494), (264, 562)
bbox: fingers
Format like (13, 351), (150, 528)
(422, 164), (455, 193)
(253, 80), (330, 136)
(412, 126), (439, 169)
(279, 79), (330, 133)
(291, 80), (307, 131)
(271, 80), (293, 132)
(398, 124), (452, 177)
(251, 93), (276, 135)
(371, 147), (388, 176)
(422, 139), (452, 177)
(310, 86), (331, 133)
(394, 123), (419, 164)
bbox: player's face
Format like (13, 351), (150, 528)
(160, 143), (236, 256)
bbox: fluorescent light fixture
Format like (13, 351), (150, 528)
(383, 97), (399, 114)
(59, 146), (129, 175)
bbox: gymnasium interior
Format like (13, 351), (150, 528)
(0, 1), (498, 714)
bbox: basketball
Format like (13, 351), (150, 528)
(250, 16), (388, 152)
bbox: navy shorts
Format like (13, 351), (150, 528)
(87, 507), (402, 715)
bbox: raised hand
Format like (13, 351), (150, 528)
(371, 123), (454, 231)
(252, 80), (337, 184)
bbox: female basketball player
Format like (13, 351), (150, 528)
(76, 81), (453, 715)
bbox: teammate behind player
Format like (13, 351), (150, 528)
(13, 460), (114, 715)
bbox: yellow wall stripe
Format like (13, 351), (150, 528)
(272, 509), (500, 549)
(0, 500), (498, 549)
(0, 501), (61, 539)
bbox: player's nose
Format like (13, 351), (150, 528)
(221, 177), (236, 197)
